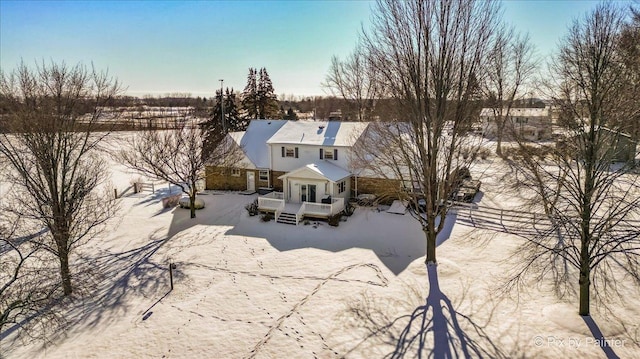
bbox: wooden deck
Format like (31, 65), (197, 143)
(257, 192), (345, 225)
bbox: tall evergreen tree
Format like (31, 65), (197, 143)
(201, 89), (226, 158)
(241, 68), (259, 119)
(202, 87), (247, 154)
(223, 88), (248, 131)
(257, 67), (280, 119)
(240, 67), (280, 119)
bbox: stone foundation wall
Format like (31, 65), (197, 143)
(205, 166), (256, 191)
(353, 176), (402, 204)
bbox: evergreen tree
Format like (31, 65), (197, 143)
(284, 107), (298, 121)
(257, 67), (280, 118)
(240, 67), (280, 120)
(224, 88), (248, 131)
(201, 88), (226, 158)
(202, 87), (247, 156)
(241, 68), (259, 119)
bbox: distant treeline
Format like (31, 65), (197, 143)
(0, 93), (548, 133)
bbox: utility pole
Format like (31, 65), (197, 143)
(219, 79), (225, 132)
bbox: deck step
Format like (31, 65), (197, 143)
(277, 212), (298, 225)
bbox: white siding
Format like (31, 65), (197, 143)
(270, 144), (352, 172)
(332, 178), (350, 199)
(286, 178), (328, 203)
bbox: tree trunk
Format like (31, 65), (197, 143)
(190, 195), (196, 219)
(59, 247), (73, 296)
(579, 264), (590, 316)
(424, 227), (437, 264)
(496, 118), (504, 156)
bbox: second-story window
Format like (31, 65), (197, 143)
(286, 148), (295, 157)
(324, 149), (333, 160)
(282, 146), (298, 158)
(320, 148), (338, 160)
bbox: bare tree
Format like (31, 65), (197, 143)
(617, 3), (640, 140)
(0, 214), (59, 335)
(324, 44), (380, 121)
(118, 119), (242, 219)
(507, 3), (640, 316)
(357, 0), (501, 264)
(0, 61), (121, 296)
(484, 27), (538, 155)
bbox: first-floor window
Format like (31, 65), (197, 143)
(259, 170), (269, 182)
(231, 168), (241, 177)
(337, 180), (346, 194)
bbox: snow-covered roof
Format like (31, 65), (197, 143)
(279, 161), (351, 182)
(228, 131), (245, 144)
(266, 120), (368, 147)
(480, 108), (549, 117)
(232, 120), (287, 168)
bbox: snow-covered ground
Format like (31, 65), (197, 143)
(2, 144), (640, 358)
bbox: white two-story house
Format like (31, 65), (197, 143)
(205, 120), (372, 224)
(480, 107), (553, 141)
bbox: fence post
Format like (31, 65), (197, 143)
(169, 263), (176, 291)
(500, 209), (503, 226)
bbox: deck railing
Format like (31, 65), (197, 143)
(262, 191), (284, 200)
(296, 204), (305, 225)
(259, 193), (346, 224)
(303, 198), (345, 216)
(258, 193), (285, 212)
(330, 198), (345, 215)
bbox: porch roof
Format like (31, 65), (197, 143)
(278, 161), (351, 182)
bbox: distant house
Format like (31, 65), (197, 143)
(206, 120), (385, 224)
(556, 127), (638, 164)
(598, 127), (638, 163)
(480, 107), (552, 141)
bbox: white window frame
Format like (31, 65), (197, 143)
(324, 149), (334, 160)
(337, 180), (346, 194)
(285, 147), (295, 157)
(231, 168), (241, 177)
(259, 170), (269, 182)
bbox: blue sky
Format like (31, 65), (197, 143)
(0, 1), (626, 98)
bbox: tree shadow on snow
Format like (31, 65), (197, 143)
(1, 191), (239, 353)
(63, 191), (239, 331)
(129, 184), (182, 208)
(34, 228), (196, 346)
(341, 264), (515, 358)
(227, 207), (458, 276)
(582, 316), (620, 359)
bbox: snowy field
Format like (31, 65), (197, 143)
(2, 144), (640, 358)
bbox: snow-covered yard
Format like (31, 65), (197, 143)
(2, 154), (639, 358)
